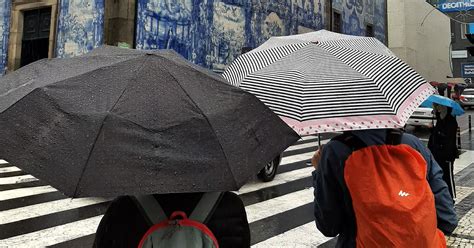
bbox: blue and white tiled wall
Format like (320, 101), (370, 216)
(0, 0), (387, 74)
(135, 0), (386, 71)
(56, 0), (104, 58)
(135, 0), (327, 71)
(0, 0), (11, 75)
(332, 0), (386, 43)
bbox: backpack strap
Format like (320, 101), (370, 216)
(332, 132), (367, 151)
(189, 192), (223, 224)
(333, 129), (404, 151)
(134, 192), (223, 225)
(133, 195), (167, 225)
(385, 129), (403, 145)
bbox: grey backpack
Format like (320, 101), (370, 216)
(134, 193), (222, 248)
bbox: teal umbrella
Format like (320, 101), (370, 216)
(420, 94), (465, 116)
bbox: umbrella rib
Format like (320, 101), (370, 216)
(154, 58), (239, 190)
(71, 56), (151, 198)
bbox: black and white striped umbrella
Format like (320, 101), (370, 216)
(223, 30), (435, 135)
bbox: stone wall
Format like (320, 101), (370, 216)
(104, 0), (135, 47)
(7, 0), (59, 71)
(388, 0), (452, 82)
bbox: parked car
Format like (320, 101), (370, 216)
(406, 106), (436, 129)
(459, 88), (474, 109)
(258, 155), (282, 182)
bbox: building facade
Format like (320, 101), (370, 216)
(0, 0), (11, 74)
(1, 0), (388, 75)
(451, 20), (474, 80)
(388, 0), (452, 83)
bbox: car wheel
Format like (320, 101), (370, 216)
(258, 156), (280, 182)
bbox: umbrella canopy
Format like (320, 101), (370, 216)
(223, 30), (435, 135)
(420, 94), (465, 116)
(0, 46), (299, 197)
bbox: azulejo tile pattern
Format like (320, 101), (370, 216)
(135, 0), (327, 71)
(1, 0), (387, 74)
(332, 0), (386, 42)
(0, 0), (11, 76)
(56, 0), (104, 58)
(135, 0), (386, 71)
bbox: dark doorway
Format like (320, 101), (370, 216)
(366, 24), (374, 37)
(333, 12), (341, 33)
(20, 7), (51, 67)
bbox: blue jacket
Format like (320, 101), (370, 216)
(312, 129), (458, 248)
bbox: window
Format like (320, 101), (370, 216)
(333, 12), (341, 33)
(366, 24), (374, 37)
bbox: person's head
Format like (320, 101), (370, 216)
(433, 103), (452, 119)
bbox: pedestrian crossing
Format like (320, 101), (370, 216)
(0, 135), (328, 247)
(0, 135), (473, 247)
(0, 197), (109, 225)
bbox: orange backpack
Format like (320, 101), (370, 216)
(334, 130), (446, 248)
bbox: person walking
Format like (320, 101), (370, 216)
(311, 129), (457, 247)
(428, 105), (459, 200)
(437, 83), (448, 97)
(93, 192), (250, 248)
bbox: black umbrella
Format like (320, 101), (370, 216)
(0, 46), (299, 197)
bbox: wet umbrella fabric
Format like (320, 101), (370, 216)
(0, 47), (300, 197)
(420, 94), (465, 116)
(222, 30), (435, 135)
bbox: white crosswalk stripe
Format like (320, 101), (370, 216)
(237, 167), (313, 195)
(0, 175), (38, 185)
(0, 166), (21, 173)
(284, 135), (336, 151)
(0, 197), (109, 225)
(0, 137), (325, 247)
(252, 222), (332, 247)
(285, 138), (319, 151)
(0, 216), (104, 248)
(0, 138), (472, 247)
(245, 188), (313, 223)
(0, 186), (57, 201)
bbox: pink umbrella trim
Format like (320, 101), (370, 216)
(282, 83), (435, 135)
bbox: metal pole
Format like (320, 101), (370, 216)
(457, 127), (462, 150)
(469, 115), (472, 133)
